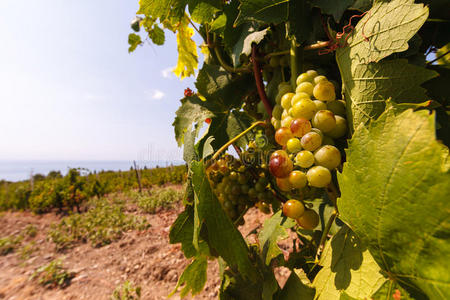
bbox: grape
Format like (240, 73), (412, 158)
(276, 177), (292, 192)
(258, 176), (269, 186)
(313, 100), (327, 111)
(286, 138), (302, 153)
(281, 109), (289, 119)
(281, 93), (294, 110)
(296, 82), (314, 96)
(275, 93), (283, 104)
(281, 116), (293, 128)
(301, 132), (322, 151)
(271, 117), (282, 130)
(322, 136), (335, 146)
(291, 92), (311, 106)
(271, 149), (289, 160)
(314, 145), (341, 170)
(296, 73), (312, 85)
(291, 99), (317, 120)
(306, 70), (318, 78)
(269, 155), (293, 178)
(275, 127), (294, 146)
(327, 115), (347, 139)
(313, 75), (327, 84)
(313, 81), (336, 101)
(306, 166), (331, 187)
(297, 209), (319, 230)
(312, 110), (336, 133)
(240, 184), (250, 194)
(231, 185), (241, 195)
(288, 171), (307, 189)
(269, 56), (280, 67)
(290, 118), (312, 137)
(248, 188), (257, 198)
(283, 200), (305, 219)
(327, 100), (346, 117)
(310, 128), (324, 138)
(238, 173), (248, 184)
(258, 201), (271, 214)
(278, 82), (293, 95)
(229, 171), (238, 181)
(272, 105), (283, 120)
(295, 150), (315, 168)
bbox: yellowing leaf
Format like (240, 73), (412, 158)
(173, 15), (198, 79)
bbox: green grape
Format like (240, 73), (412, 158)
(248, 188), (257, 198)
(269, 56), (280, 67)
(290, 118), (311, 137)
(301, 132), (322, 151)
(322, 136), (335, 146)
(291, 99), (317, 120)
(327, 115), (347, 139)
(295, 150), (315, 168)
(255, 182), (265, 192)
(238, 174), (248, 184)
(257, 192), (267, 201)
(313, 75), (327, 84)
(281, 116), (293, 128)
(296, 82), (314, 96)
(276, 177), (291, 192)
(306, 70), (318, 78)
(327, 100), (346, 117)
(275, 127), (294, 146)
(310, 127), (324, 138)
(258, 201), (271, 214)
(296, 209), (319, 230)
(278, 82), (293, 95)
(282, 200), (305, 219)
(313, 100), (327, 111)
(272, 105), (283, 120)
(306, 166), (331, 187)
(240, 184), (250, 194)
(223, 200), (233, 210)
(258, 176), (269, 186)
(286, 138), (302, 153)
(229, 171), (238, 181)
(296, 72), (312, 85)
(314, 145), (341, 170)
(281, 93), (294, 110)
(231, 185), (241, 195)
(275, 92), (283, 104)
(289, 170), (307, 189)
(291, 92), (310, 106)
(313, 81), (336, 101)
(272, 118), (282, 130)
(312, 110), (336, 133)
(281, 109), (289, 119)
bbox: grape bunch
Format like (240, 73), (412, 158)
(268, 70), (348, 228)
(207, 154), (276, 224)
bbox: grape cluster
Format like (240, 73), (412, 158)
(268, 70), (348, 227)
(207, 154), (275, 224)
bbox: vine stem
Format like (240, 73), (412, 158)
(315, 210), (337, 262)
(212, 121), (266, 160)
(263, 41), (330, 60)
(252, 45), (273, 117)
(213, 34), (252, 73)
(290, 39), (300, 90)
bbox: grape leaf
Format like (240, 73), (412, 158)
(337, 0), (429, 64)
(258, 210), (296, 265)
(313, 0), (355, 22)
(337, 58), (438, 128)
(232, 25), (269, 67)
(276, 271), (315, 299)
(169, 255), (208, 297)
(147, 24), (165, 45)
(189, 0), (222, 24)
(338, 108), (450, 299)
(287, 0), (313, 43)
(128, 33), (142, 53)
(191, 161), (259, 281)
(371, 280), (414, 300)
(137, 0), (187, 24)
(173, 15), (198, 79)
(234, 0), (289, 27)
(169, 205), (197, 258)
(312, 226), (386, 300)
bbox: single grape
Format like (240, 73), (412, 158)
(327, 115), (347, 139)
(278, 82), (293, 95)
(283, 199), (305, 219)
(231, 185), (241, 195)
(296, 73), (312, 85)
(296, 82), (314, 96)
(313, 75), (327, 84)
(229, 171), (238, 181)
(291, 92), (310, 106)
(281, 116), (293, 128)
(238, 173), (248, 184)
(312, 110), (336, 133)
(248, 188), (257, 198)
(314, 145), (341, 170)
(313, 81), (336, 101)
(275, 92), (283, 104)
(258, 201), (271, 214)
(289, 170), (307, 189)
(313, 100), (327, 111)
(327, 100), (346, 117)
(269, 155), (293, 178)
(281, 109), (289, 120)
(291, 99), (317, 120)
(290, 118), (312, 137)
(223, 200), (233, 210)
(269, 56), (280, 68)
(297, 209), (319, 230)
(272, 105), (283, 120)
(258, 176), (269, 186)
(301, 132), (322, 151)
(271, 117), (282, 130)
(286, 138), (302, 153)
(306, 166), (331, 187)
(275, 127), (294, 146)
(271, 149), (289, 160)
(295, 150), (315, 168)
(306, 70), (318, 78)
(276, 177), (292, 192)
(281, 93), (295, 110)
(310, 128), (324, 138)
(255, 182), (265, 192)
(240, 184), (250, 194)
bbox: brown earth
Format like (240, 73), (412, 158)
(0, 190), (292, 300)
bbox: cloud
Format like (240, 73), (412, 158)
(161, 67), (174, 79)
(145, 89), (165, 100)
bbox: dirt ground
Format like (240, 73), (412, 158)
(0, 193), (291, 300)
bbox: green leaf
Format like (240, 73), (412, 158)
(234, 0), (289, 27)
(189, 0), (222, 24)
(313, 0), (355, 22)
(258, 210), (296, 265)
(287, 0), (313, 43)
(191, 161), (259, 281)
(169, 256), (207, 297)
(147, 24), (165, 45)
(210, 13), (227, 33)
(371, 280), (414, 300)
(202, 136), (215, 159)
(169, 205), (197, 258)
(128, 33), (142, 53)
(277, 271), (315, 299)
(173, 15), (198, 79)
(312, 226), (386, 300)
(137, 0), (187, 24)
(337, 58), (438, 128)
(232, 25), (269, 67)
(338, 108), (450, 299)
(337, 0), (429, 64)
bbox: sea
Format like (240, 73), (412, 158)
(0, 160), (185, 182)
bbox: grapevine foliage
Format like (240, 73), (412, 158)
(129, 0), (450, 299)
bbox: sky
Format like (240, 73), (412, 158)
(0, 1), (202, 162)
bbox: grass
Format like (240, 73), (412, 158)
(48, 198), (149, 250)
(0, 234), (23, 255)
(132, 187), (183, 213)
(111, 281), (141, 300)
(31, 258), (74, 288)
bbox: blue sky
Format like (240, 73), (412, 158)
(0, 1), (201, 161)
